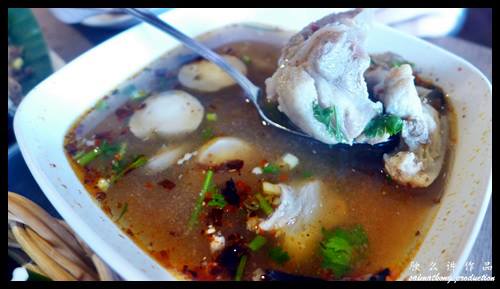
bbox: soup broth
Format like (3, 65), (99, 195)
(64, 25), (454, 280)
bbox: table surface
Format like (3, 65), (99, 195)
(28, 8), (493, 278)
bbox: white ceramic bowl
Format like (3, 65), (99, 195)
(14, 8), (492, 280)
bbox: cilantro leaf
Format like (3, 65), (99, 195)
(269, 246), (290, 265)
(208, 193), (227, 208)
(320, 225), (369, 278)
(312, 102), (345, 142)
(363, 114), (403, 138)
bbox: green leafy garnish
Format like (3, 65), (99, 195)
(320, 224), (369, 278)
(188, 170), (214, 230)
(201, 127), (214, 140)
(256, 193), (273, 216)
(115, 203), (128, 222)
(111, 143), (128, 173)
(248, 235), (267, 251)
(207, 193), (227, 208)
(110, 155), (147, 184)
(363, 114), (403, 138)
(262, 163), (280, 174)
(269, 246), (290, 265)
(312, 102), (345, 142)
(235, 255), (248, 281)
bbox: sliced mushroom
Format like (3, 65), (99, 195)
(178, 55), (247, 92)
(145, 144), (189, 174)
(129, 90), (204, 140)
(197, 137), (256, 167)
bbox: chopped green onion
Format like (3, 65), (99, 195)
(97, 178), (110, 192)
(241, 55), (252, 65)
(75, 146), (102, 166)
(262, 163), (280, 174)
(115, 203), (128, 222)
(201, 127), (214, 140)
(110, 155), (147, 183)
(95, 99), (108, 111)
(72, 150), (85, 160)
(256, 193), (273, 215)
(268, 246), (290, 265)
(206, 113), (217, 121)
(235, 255), (248, 281)
(188, 170), (214, 230)
(207, 193), (227, 208)
(320, 224), (369, 278)
(363, 114), (403, 138)
(248, 235), (267, 251)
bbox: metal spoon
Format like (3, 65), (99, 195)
(123, 8), (397, 150)
(123, 8), (309, 139)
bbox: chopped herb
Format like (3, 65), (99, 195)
(115, 203), (128, 222)
(312, 102), (345, 142)
(363, 114), (403, 138)
(110, 155), (147, 183)
(248, 235), (267, 251)
(320, 224), (369, 278)
(75, 146), (102, 166)
(262, 163), (280, 174)
(234, 255), (248, 281)
(269, 246), (290, 265)
(188, 170), (214, 230)
(256, 193), (273, 215)
(208, 193), (227, 208)
(95, 99), (108, 111)
(75, 141), (121, 166)
(206, 113), (217, 121)
(241, 55), (252, 65)
(72, 150), (85, 160)
(201, 127), (214, 140)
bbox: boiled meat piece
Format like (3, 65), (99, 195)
(383, 103), (447, 188)
(258, 180), (347, 262)
(265, 9), (383, 145)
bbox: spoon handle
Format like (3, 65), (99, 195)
(123, 8), (260, 102)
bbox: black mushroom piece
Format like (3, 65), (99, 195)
(368, 268), (391, 281)
(216, 244), (248, 276)
(261, 270), (325, 281)
(221, 179), (240, 206)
